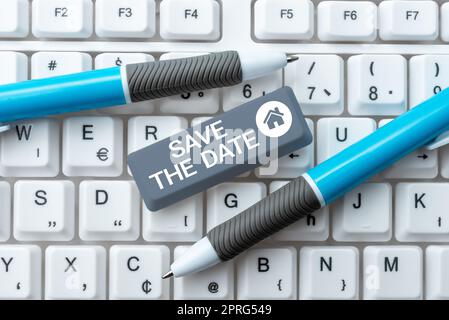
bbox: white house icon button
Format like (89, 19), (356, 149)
(256, 101), (293, 138)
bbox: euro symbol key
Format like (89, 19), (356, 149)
(96, 147), (109, 161)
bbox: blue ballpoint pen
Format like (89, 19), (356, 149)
(164, 87), (449, 279)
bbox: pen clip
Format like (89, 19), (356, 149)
(426, 130), (449, 150)
(0, 123), (11, 133)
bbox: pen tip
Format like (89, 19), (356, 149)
(162, 270), (174, 279)
(286, 54), (299, 63)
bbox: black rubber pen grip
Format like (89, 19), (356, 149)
(126, 51), (243, 102)
(207, 176), (322, 261)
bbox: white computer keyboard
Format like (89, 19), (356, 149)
(2, 0), (449, 300)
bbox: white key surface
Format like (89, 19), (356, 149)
(0, 183), (11, 242)
(79, 181), (140, 241)
(32, 0), (93, 38)
(0, 52), (28, 85)
(379, 1), (438, 41)
(95, 0), (156, 38)
(333, 183), (392, 242)
(160, 0), (220, 40)
(237, 247), (297, 300)
(63, 117), (123, 177)
(142, 194), (203, 242)
(174, 246), (234, 300)
(395, 183), (449, 242)
(299, 247), (359, 300)
(45, 246), (106, 300)
(254, 0), (314, 40)
(14, 180), (75, 241)
(285, 55), (343, 116)
(0, 0), (29, 38)
(0, 120), (59, 177)
(363, 246), (423, 300)
(318, 1), (377, 42)
(109, 245), (170, 300)
(441, 3), (449, 42)
(426, 246), (449, 300)
(348, 55), (407, 116)
(31, 52), (92, 79)
(0, 245), (41, 300)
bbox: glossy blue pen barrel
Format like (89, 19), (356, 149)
(0, 67), (127, 123)
(308, 88), (449, 205)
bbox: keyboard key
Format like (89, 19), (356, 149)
(317, 117), (376, 163)
(254, 0), (314, 40)
(363, 246), (423, 300)
(0, 52), (28, 84)
(159, 52), (219, 114)
(299, 247), (359, 300)
(379, 119), (438, 179)
(223, 72), (282, 111)
(63, 117), (123, 177)
(160, 0), (220, 40)
(174, 246), (234, 300)
(32, 0), (93, 38)
(285, 55), (344, 115)
(348, 55), (407, 115)
(79, 181), (140, 241)
(0, 245), (41, 300)
(318, 1), (377, 42)
(109, 245), (170, 300)
(206, 183), (266, 231)
(0, 0), (29, 38)
(441, 3), (449, 42)
(395, 183), (449, 242)
(45, 246), (106, 300)
(14, 181), (75, 241)
(440, 146), (449, 178)
(270, 181), (329, 241)
(0, 183), (10, 241)
(95, 0), (156, 38)
(379, 1), (438, 41)
(426, 246), (449, 300)
(142, 194), (203, 242)
(31, 52), (92, 79)
(333, 183), (392, 242)
(237, 247), (297, 300)
(0, 120), (60, 177)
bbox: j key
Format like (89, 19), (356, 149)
(0, 183), (10, 241)
(0, 0), (29, 38)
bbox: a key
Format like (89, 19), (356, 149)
(160, 0), (220, 40)
(95, 53), (155, 114)
(348, 55), (407, 115)
(285, 55), (344, 115)
(333, 183), (392, 242)
(31, 52), (92, 79)
(0, 120), (60, 177)
(379, 1), (438, 41)
(32, 0), (93, 38)
(63, 117), (123, 176)
(0, 0), (29, 38)
(142, 194), (203, 242)
(410, 55), (449, 107)
(379, 119), (438, 178)
(426, 246), (449, 300)
(363, 246), (423, 300)
(317, 117), (376, 163)
(254, 0), (314, 40)
(317, 1), (377, 42)
(45, 246), (106, 300)
(237, 247), (297, 300)
(109, 245), (170, 300)
(79, 181), (140, 241)
(206, 182), (266, 231)
(395, 183), (449, 242)
(159, 52), (219, 114)
(95, 0), (156, 38)
(0, 52), (28, 84)
(13, 180), (75, 241)
(223, 72), (282, 111)
(270, 181), (329, 241)
(0, 245), (41, 300)
(174, 246), (234, 300)
(256, 119), (314, 178)
(0, 183), (10, 241)
(299, 247), (359, 300)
